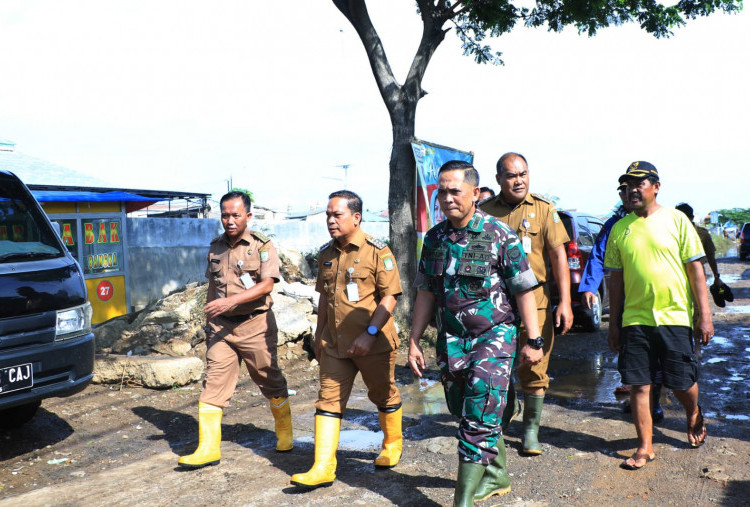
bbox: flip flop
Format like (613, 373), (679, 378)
(688, 405), (707, 447)
(620, 452), (656, 470)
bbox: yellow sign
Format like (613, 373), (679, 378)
(86, 275), (127, 324)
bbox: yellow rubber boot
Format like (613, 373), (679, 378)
(375, 406), (402, 468)
(178, 402), (222, 468)
(290, 414), (341, 489)
(270, 396), (294, 452)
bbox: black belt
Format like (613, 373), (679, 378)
(222, 309), (266, 323)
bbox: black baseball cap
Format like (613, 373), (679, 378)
(618, 161), (659, 184)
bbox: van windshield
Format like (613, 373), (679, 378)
(0, 176), (64, 263)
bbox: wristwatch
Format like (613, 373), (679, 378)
(367, 325), (379, 336)
(527, 336), (544, 350)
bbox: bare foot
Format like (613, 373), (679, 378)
(620, 451), (656, 470)
(687, 405), (706, 447)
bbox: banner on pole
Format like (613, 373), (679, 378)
(411, 139), (473, 259)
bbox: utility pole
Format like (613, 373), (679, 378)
(336, 164), (350, 189)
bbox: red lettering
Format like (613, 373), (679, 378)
(61, 223), (75, 246)
(109, 222), (120, 243)
(97, 222), (108, 244)
(84, 223), (95, 244)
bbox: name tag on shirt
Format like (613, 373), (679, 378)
(522, 236), (532, 255)
(346, 282), (360, 302)
(240, 273), (255, 289)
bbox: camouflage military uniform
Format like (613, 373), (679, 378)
(415, 209), (537, 464)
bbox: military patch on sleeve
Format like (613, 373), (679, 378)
(383, 256), (395, 271)
(552, 210), (560, 223)
(319, 240), (332, 252)
(251, 230), (270, 243)
(260, 250), (270, 262)
(531, 193), (552, 204)
(366, 236), (387, 249)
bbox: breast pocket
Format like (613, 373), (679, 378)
(209, 258), (225, 287)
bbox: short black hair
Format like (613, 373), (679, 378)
(329, 190), (362, 215)
(676, 202), (694, 220)
(220, 191), (252, 213)
(479, 186), (495, 196)
(496, 152), (528, 175)
(438, 160), (480, 187)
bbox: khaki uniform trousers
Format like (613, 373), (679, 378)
(200, 311), (288, 408)
(316, 347), (401, 414)
(518, 304), (554, 390)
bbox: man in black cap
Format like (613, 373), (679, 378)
(604, 161), (713, 470)
(675, 203), (732, 309)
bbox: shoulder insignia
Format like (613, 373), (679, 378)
(251, 230), (270, 243)
(531, 193), (552, 204)
(319, 240), (332, 252)
(477, 195), (493, 206)
(366, 235), (387, 250)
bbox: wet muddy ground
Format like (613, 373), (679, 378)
(2, 256), (749, 506)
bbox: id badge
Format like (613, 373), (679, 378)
(240, 272), (255, 289)
(522, 236), (532, 255)
(346, 282), (360, 302)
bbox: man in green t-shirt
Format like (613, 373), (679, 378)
(604, 161), (713, 470)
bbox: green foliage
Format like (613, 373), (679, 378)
(716, 207), (750, 225)
(230, 187), (254, 202)
(453, 0), (743, 65)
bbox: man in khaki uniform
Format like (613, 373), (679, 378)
(291, 190), (402, 490)
(479, 152), (572, 455)
(178, 191), (292, 469)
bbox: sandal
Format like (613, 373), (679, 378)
(687, 405), (707, 447)
(620, 452), (656, 470)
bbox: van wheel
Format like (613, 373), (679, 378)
(0, 401), (41, 429)
(581, 291), (602, 332)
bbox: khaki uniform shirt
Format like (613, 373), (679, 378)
(206, 229), (280, 316)
(316, 228), (402, 358)
(480, 192), (569, 308)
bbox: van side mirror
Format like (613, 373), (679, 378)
(50, 221), (61, 237)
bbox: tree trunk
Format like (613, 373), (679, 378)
(387, 102), (418, 322)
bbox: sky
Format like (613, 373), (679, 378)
(1, 1), (748, 220)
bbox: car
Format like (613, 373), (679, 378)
(0, 170), (95, 428)
(549, 210), (609, 331)
(740, 222), (750, 261)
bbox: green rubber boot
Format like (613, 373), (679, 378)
(473, 438), (511, 501)
(501, 383), (522, 432)
(522, 394), (545, 455)
(453, 461), (486, 507)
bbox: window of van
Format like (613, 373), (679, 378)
(0, 181), (64, 262)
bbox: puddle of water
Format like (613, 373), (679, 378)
(297, 429), (382, 451)
(709, 336), (730, 347)
(725, 414), (750, 421)
(400, 379), (449, 416)
(546, 354), (622, 403)
(706, 357), (727, 364)
(724, 305), (750, 314)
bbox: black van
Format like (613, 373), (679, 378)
(0, 170), (95, 428)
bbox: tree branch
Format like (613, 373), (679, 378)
(332, 0), (401, 113)
(403, 0), (452, 100)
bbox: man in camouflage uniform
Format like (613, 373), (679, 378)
(409, 161), (542, 506)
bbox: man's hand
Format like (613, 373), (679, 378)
(555, 302), (573, 335)
(313, 334), (322, 361)
(203, 297), (237, 320)
(581, 291), (596, 310)
(695, 314), (714, 346)
(408, 340), (425, 377)
(347, 332), (376, 356)
(607, 325), (620, 353)
(519, 344), (543, 365)
(711, 276), (722, 288)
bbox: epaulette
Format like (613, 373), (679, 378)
(210, 235), (223, 244)
(477, 195), (494, 206)
(319, 240), (332, 252)
(251, 230), (271, 243)
(531, 193), (552, 204)
(366, 235), (387, 250)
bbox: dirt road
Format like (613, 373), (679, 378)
(2, 257), (749, 506)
